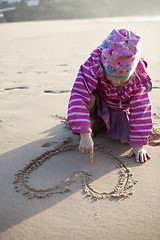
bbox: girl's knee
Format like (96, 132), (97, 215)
(89, 93), (96, 112)
(120, 138), (129, 144)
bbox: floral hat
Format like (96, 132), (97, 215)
(101, 29), (141, 79)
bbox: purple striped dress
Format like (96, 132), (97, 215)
(67, 45), (153, 146)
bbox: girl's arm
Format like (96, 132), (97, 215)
(129, 87), (152, 146)
(128, 87), (152, 162)
(67, 46), (102, 135)
(67, 46), (103, 162)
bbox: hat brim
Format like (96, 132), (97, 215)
(101, 60), (132, 79)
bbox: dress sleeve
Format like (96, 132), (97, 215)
(129, 87), (153, 146)
(67, 48), (102, 134)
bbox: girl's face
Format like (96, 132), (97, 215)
(105, 72), (130, 88)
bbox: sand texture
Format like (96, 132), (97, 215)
(0, 18), (160, 240)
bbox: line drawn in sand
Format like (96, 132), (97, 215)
(13, 137), (137, 200)
(13, 115), (160, 200)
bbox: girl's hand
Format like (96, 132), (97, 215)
(127, 146), (151, 163)
(79, 133), (94, 162)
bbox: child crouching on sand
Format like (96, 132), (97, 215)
(67, 29), (153, 163)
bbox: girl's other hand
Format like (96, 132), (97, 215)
(79, 133), (94, 162)
(127, 146), (151, 163)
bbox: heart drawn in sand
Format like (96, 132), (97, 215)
(13, 138), (137, 200)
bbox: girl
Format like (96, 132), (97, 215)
(67, 29), (153, 163)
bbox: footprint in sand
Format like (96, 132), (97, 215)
(57, 64), (71, 73)
(152, 86), (160, 89)
(43, 90), (70, 94)
(63, 69), (71, 73)
(4, 86), (29, 91)
(57, 64), (68, 67)
(17, 71), (24, 74)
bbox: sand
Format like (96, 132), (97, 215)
(0, 18), (160, 240)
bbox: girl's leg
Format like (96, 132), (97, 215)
(88, 93), (96, 113)
(89, 94), (96, 135)
(89, 93), (106, 136)
(89, 93), (130, 141)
